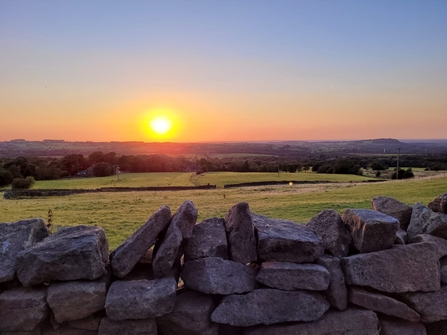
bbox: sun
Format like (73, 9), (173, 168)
(149, 116), (173, 135)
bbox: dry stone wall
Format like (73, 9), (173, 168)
(1, 193), (447, 335)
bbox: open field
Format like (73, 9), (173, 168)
(2, 174), (447, 250)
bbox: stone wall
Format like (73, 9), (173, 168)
(1, 192), (447, 335)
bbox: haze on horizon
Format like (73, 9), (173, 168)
(1, 1), (446, 143)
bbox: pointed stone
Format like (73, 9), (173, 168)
(372, 196), (413, 230)
(428, 193), (447, 214)
(256, 261), (329, 291)
(16, 226), (108, 286)
(110, 206), (171, 278)
(0, 218), (50, 283)
(316, 255), (348, 310)
(306, 209), (351, 257)
(252, 214), (324, 263)
(224, 202), (257, 264)
(152, 201), (197, 277)
(407, 203), (447, 240)
(342, 209), (399, 253)
(211, 289), (329, 327)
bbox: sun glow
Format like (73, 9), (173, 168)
(149, 116), (173, 135)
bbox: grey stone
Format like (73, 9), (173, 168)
(342, 209), (399, 253)
(428, 193), (447, 214)
(42, 326), (96, 335)
(244, 308), (379, 335)
(16, 225), (108, 286)
(224, 202), (257, 264)
(105, 277), (176, 320)
(341, 242), (440, 293)
(395, 228), (408, 245)
(400, 285), (447, 323)
(0, 218), (50, 283)
(67, 313), (102, 330)
(184, 217), (228, 262)
(441, 258), (447, 284)
(0, 287), (48, 332)
(379, 319), (427, 335)
(47, 280), (107, 323)
(157, 291), (218, 335)
(98, 317), (157, 335)
(181, 257), (257, 295)
(256, 261), (329, 291)
(252, 214), (324, 263)
(349, 287), (420, 322)
(410, 234), (447, 258)
(152, 201), (197, 277)
(110, 206), (171, 278)
(306, 209), (351, 257)
(372, 196), (413, 230)
(211, 288), (329, 327)
(407, 203), (447, 240)
(424, 320), (447, 335)
(316, 255), (348, 310)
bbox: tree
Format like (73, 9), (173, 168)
(11, 176), (35, 189)
(61, 154), (87, 177)
(0, 169), (13, 186)
(93, 162), (113, 177)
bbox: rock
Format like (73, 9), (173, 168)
(407, 203), (447, 240)
(428, 193), (447, 214)
(349, 287), (420, 322)
(0, 218), (50, 283)
(224, 202), (257, 264)
(244, 308), (379, 335)
(341, 242), (440, 293)
(379, 319), (427, 335)
(184, 217), (228, 262)
(425, 320), (447, 335)
(256, 261), (329, 291)
(98, 317), (157, 335)
(67, 313), (102, 330)
(110, 206), (171, 278)
(400, 285), (447, 323)
(372, 196), (413, 230)
(157, 291), (218, 335)
(181, 257), (257, 294)
(211, 288), (329, 327)
(16, 225), (108, 286)
(441, 258), (447, 284)
(47, 280), (107, 323)
(410, 234), (447, 258)
(0, 287), (48, 332)
(152, 201), (197, 277)
(316, 255), (348, 310)
(105, 277), (176, 320)
(395, 228), (408, 245)
(42, 325), (97, 334)
(342, 209), (399, 253)
(306, 209), (351, 257)
(252, 214), (324, 263)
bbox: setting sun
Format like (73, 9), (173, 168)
(149, 116), (173, 135)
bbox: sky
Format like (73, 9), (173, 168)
(1, 1), (446, 142)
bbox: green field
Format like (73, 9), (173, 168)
(2, 172), (446, 250)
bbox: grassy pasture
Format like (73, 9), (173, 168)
(1, 174), (446, 250)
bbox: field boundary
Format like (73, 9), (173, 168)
(222, 179), (386, 188)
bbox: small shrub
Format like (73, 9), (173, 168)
(11, 176), (35, 189)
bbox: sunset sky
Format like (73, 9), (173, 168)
(1, 1), (446, 142)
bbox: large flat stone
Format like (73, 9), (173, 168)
(211, 288), (329, 327)
(342, 209), (399, 253)
(349, 287), (420, 322)
(407, 203), (447, 240)
(157, 291), (218, 335)
(244, 308), (379, 335)
(47, 280), (107, 323)
(256, 261), (329, 291)
(378, 319), (427, 335)
(184, 217), (228, 262)
(110, 206), (171, 278)
(252, 214), (324, 263)
(224, 202), (257, 264)
(306, 209), (351, 257)
(372, 196), (413, 230)
(181, 257), (257, 294)
(341, 242), (440, 293)
(152, 201), (197, 277)
(0, 218), (50, 283)
(316, 255), (348, 310)
(105, 277), (176, 320)
(98, 317), (157, 335)
(16, 225), (108, 286)
(410, 234), (447, 257)
(400, 285), (447, 323)
(0, 287), (48, 332)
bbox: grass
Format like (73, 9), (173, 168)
(2, 174), (446, 250)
